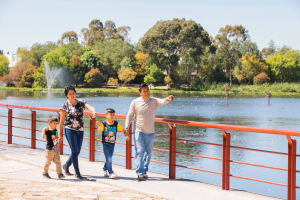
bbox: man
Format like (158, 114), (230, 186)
(125, 83), (173, 180)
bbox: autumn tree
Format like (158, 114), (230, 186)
(118, 67), (137, 85)
(0, 55), (9, 76)
(4, 62), (35, 86)
(141, 18), (212, 75)
(134, 52), (148, 76)
(21, 66), (36, 87)
(84, 68), (104, 88)
(215, 25), (249, 85)
(107, 77), (118, 86)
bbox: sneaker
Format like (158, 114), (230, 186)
(137, 174), (144, 180)
(63, 164), (71, 176)
(109, 173), (118, 179)
(143, 173), (148, 179)
(74, 173), (84, 179)
(43, 173), (51, 179)
(58, 173), (65, 179)
(103, 170), (109, 177)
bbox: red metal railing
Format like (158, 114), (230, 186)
(0, 103), (299, 200)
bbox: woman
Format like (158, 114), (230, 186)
(59, 85), (96, 179)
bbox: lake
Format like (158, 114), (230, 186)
(0, 90), (299, 199)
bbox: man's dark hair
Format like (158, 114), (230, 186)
(48, 115), (58, 123)
(64, 85), (76, 97)
(105, 108), (115, 114)
(138, 83), (148, 92)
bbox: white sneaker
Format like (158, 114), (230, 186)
(103, 171), (109, 177)
(109, 173), (117, 179)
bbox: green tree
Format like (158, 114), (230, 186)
(144, 64), (163, 85)
(62, 41), (86, 57)
(43, 47), (71, 68)
(30, 42), (57, 67)
(261, 40), (276, 59)
(267, 50), (300, 82)
(80, 50), (101, 70)
(84, 68), (104, 88)
(141, 18), (212, 75)
(0, 55), (9, 76)
(69, 54), (88, 86)
(81, 19), (105, 46)
(240, 40), (260, 57)
(120, 57), (132, 69)
(215, 25), (249, 85)
(17, 48), (32, 63)
(32, 69), (46, 88)
(118, 67), (137, 85)
(93, 39), (135, 76)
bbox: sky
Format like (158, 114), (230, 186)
(0, 0), (299, 54)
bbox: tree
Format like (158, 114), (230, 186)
(21, 66), (35, 87)
(107, 77), (118, 86)
(164, 75), (173, 88)
(43, 47), (71, 68)
(58, 31), (78, 45)
(30, 42), (57, 67)
(144, 64), (163, 85)
(240, 40), (260, 57)
(215, 25), (249, 85)
(253, 72), (270, 84)
(120, 57), (132, 69)
(118, 67), (137, 85)
(261, 40), (276, 59)
(84, 68), (104, 88)
(4, 62), (35, 86)
(0, 55), (9, 76)
(93, 39), (135, 76)
(80, 50), (101, 70)
(62, 42), (86, 57)
(134, 52), (149, 76)
(81, 19), (104, 46)
(237, 53), (269, 83)
(69, 54), (88, 86)
(32, 69), (46, 88)
(17, 48), (32, 63)
(141, 18), (212, 75)
(267, 50), (300, 82)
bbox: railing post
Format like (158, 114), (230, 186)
(222, 130), (231, 190)
(89, 117), (95, 162)
(8, 108), (12, 144)
(58, 112), (64, 155)
(31, 111), (36, 149)
(287, 137), (296, 200)
(126, 123), (132, 169)
(169, 124), (176, 179)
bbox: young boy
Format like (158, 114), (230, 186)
(96, 108), (129, 179)
(42, 115), (65, 179)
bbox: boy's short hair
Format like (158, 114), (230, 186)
(138, 83), (148, 92)
(64, 85), (76, 97)
(48, 115), (58, 123)
(105, 108), (115, 114)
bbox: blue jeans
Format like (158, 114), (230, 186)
(65, 128), (83, 174)
(102, 143), (115, 174)
(134, 131), (155, 175)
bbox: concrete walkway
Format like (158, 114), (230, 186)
(0, 141), (281, 200)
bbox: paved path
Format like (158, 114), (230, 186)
(0, 141), (281, 200)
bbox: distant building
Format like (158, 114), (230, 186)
(3, 52), (21, 68)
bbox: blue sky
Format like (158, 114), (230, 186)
(0, 0), (299, 54)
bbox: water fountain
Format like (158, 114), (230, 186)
(44, 60), (62, 91)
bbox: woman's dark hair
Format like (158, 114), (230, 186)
(138, 83), (148, 92)
(64, 85), (76, 97)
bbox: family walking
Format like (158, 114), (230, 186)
(42, 83), (173, 180)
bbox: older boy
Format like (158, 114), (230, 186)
(125, 83), (173, 180)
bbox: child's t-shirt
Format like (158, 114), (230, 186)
(45, 129), (60, 150)
(100, 120), (123, 144)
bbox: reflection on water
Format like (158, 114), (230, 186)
(0, 90), (299, 199)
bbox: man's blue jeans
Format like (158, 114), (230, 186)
(102, 143), (115, 174)
(65, 129), (83, 174)
(134, 131), (155, 175)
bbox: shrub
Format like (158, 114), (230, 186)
(253, 72), (270, 85)
(84, 68), (104, 88)
(237, 75), (246, 84)
(107, 77), (118, 86)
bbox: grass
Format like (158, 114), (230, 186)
(1, 83), (300, 96)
